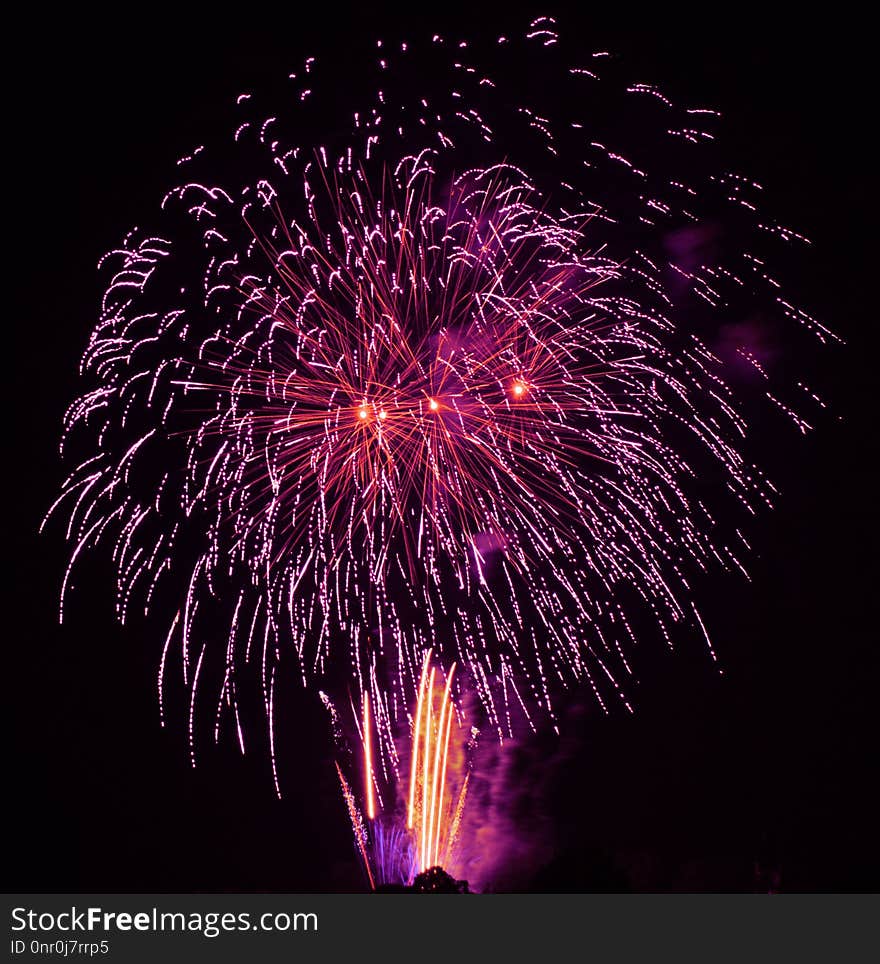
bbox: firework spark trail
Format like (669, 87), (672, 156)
(335, 761), (375, 890)
(46, 17), (833, 797)
(443, 772), (470, 870)
(407, 649), (432, 828)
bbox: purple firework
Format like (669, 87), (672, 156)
(44, 16), (833, 797)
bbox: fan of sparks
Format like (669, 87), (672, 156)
(45, 16), (833, 795)
(333, 652), (469, 885)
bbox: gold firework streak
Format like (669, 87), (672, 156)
(408, 656), (464, 872)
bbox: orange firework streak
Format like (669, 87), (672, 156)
(420, 667), (435, 867)
(362, 692), (376, 821)
(407, 656), (461, 873)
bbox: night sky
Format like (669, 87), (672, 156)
(10, 4), (877, 893)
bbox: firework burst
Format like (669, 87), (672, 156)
(45, 16), (832, 813)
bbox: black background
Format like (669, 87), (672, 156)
(9, 3), (877, 892)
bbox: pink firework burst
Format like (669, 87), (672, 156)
(44, 16), (833, 800)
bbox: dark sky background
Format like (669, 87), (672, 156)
(9, 3), (877, 893)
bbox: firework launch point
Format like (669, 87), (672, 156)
(374, 867), (469, 893)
